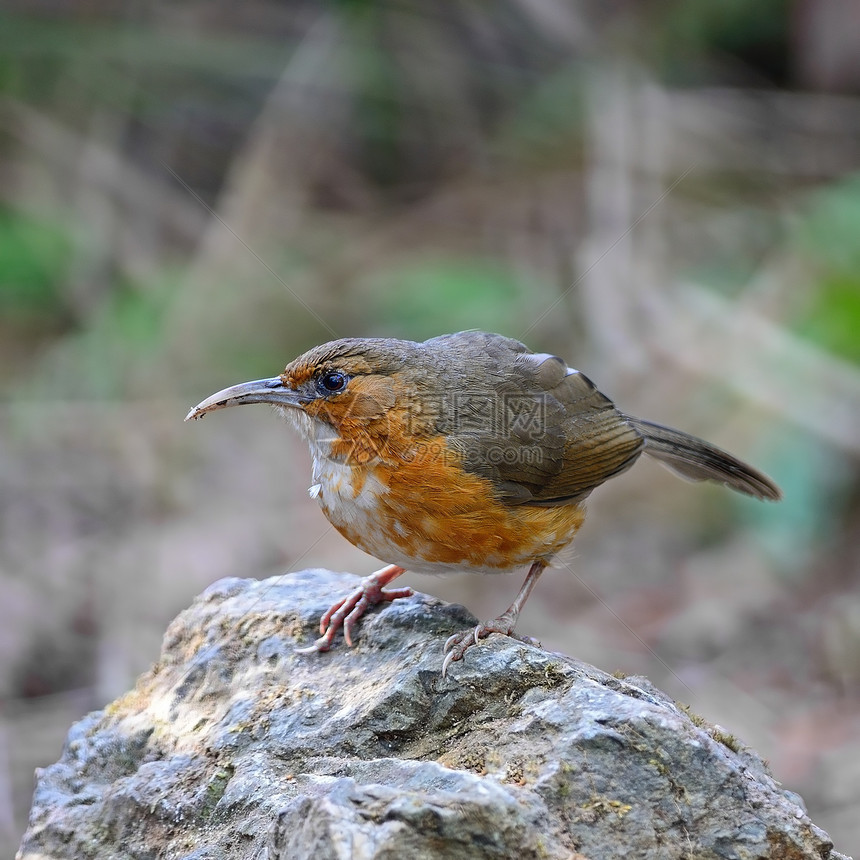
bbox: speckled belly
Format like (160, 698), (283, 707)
(309, 443), (586, 576)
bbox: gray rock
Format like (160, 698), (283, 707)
(17, 570), (852, 860)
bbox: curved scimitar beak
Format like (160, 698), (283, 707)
(184, 377), (303, 421)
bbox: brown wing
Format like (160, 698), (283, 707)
(523, 358), (644, 504)
(446, 351), (644, 505)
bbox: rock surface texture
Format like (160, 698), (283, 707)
(18, 570), (851, 860)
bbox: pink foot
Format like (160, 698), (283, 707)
(296, 565), (411, 654)
(441, 560), (546, 677)
(441, 614), (540, 677)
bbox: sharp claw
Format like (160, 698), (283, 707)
(298, 566), (410, 655)
(295, 636), (330, 655)
(439, 616), (531, 673)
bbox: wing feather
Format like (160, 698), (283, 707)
(445, 348), (643, 505)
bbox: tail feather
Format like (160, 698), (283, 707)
(625, 416), (782, 502)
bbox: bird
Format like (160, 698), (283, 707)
(185, 331), (781, 675)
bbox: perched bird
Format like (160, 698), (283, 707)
(186, 331), (781, 674)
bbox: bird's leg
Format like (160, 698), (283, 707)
(442, 560), (546, 677)
(296, 564), (411, 654)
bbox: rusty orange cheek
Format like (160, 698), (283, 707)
(346, 377), (396, 418)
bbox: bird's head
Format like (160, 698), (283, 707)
(185, 337), (432, 463)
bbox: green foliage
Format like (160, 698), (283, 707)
(359, 257), (533, 341)
(654, 0), (789, 84)
(498, 65), (585, 163)
(798, 174), (860, 272)
(661, 0), (788, 53)
(687, 205), (784, 299)
(0, 13), (288, 79)
(795, 174), (860, 364)
(796, 278), (860, 365)
(108, 280), (171, 350)
(736, 428), (850, 573)
(35, 272), (179, 399)
(0, 207), (71, 320)
(342, 10), (404, 188)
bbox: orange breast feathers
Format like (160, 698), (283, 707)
(296, 373), (585, 571)
(360, 442), (586, 571)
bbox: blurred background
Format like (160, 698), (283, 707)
(2, 0), (860, 854)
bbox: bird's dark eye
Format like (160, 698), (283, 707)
(318, 371), (347, 393)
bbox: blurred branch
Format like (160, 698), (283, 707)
(0, 723), (14, 848)
(631, 88), (860, 178)
(646, 281), (860, 456)
(0, 98), (208, 250)
(578, 71), (860, 454)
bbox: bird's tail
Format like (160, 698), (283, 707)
(624, 416), (782, 501)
